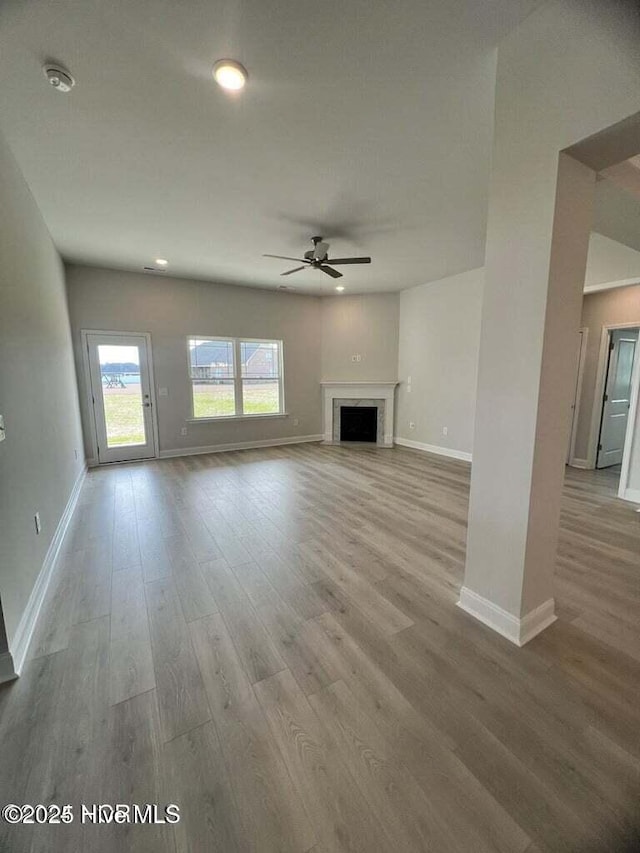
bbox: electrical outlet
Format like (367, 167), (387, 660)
(180, 427), (188, 436)
(409, 421), (416, 430)
(351, 355), (357, 362)
(34, 512), (41, 534)
(442, 426), (448, 436)
(293, 418), (299, 426)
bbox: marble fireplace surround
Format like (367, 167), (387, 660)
(321, 381), (399, 447)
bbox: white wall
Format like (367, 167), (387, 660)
(0, 129), (84, 663)
(396, 269), (483, 457)
(393, 240), (639, 463)
(320, 293), (399, 382)
(66, 265), (323, 457)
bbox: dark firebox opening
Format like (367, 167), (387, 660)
(340, 406), (377, 442)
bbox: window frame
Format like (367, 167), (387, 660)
(187, 335), (285, 421)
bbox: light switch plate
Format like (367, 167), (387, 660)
(158, 387), (168, 397)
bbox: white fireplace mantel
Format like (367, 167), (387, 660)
(320, 381), (399, 447)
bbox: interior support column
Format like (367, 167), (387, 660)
(460, 153), (596, 645)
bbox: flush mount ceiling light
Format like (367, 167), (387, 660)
(335, 285), (345, 292)
(155, 258), (168, 266)
(212, 59), (248, 91)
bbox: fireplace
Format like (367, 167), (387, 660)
(321, 381), (398, 447)
(340, 406), (378, 442)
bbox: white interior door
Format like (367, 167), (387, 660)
(597, 328), (638, 469)
(86, 332), (157, 464)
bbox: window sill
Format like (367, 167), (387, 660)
(187, 412), (289, 423)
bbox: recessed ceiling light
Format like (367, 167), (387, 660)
(155, 258), (168, 266)
(335, 285), (345, 292)
(213, 59), (248, 91)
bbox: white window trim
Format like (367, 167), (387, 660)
(187, 335), (285, 420)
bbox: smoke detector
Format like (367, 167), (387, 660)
(43, 65), (75, 93)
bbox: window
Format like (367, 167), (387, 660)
(189, 338), (236, 417)
(241, 340), (282, 415)
(188, 337), (284, 419)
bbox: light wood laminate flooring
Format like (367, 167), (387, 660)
(1, 444), (639, 852)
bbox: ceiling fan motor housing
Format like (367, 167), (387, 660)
(307, 237), (329, 261)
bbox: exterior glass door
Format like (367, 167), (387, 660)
(86, 333), (157, 463)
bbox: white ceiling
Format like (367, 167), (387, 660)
(0, 0), (544, 294)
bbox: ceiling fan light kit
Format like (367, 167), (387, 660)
(264, 236), (371, 281)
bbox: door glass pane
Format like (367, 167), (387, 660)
(612, 340), (635, 399)
(240, 341), (281, 414)
(98, 345), (146, 447)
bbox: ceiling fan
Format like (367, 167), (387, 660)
(263, 236), (372, 279)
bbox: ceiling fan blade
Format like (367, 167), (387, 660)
(281, 266), (307, 276)
(263, 254), (308, 263)
(319, 265), (343, 279)
(325, 257), (372, 265)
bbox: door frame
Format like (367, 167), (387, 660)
(618, 332), (640, 502)
(586, 321), (640, 469)
(567, 327), (588, 466)
(81, 329), (160, 465)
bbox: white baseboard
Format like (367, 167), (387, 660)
(394, 436), (472, 463)
(0, 651), (17, 685)
(620, 487), (640, 504)
(159, 434), (324, 459)
(457, 586), (557, 646)
(568, 457), (590, 469)
(10, 464), (87, 676)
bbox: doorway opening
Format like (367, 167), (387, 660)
(594, 326), (639, 494)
